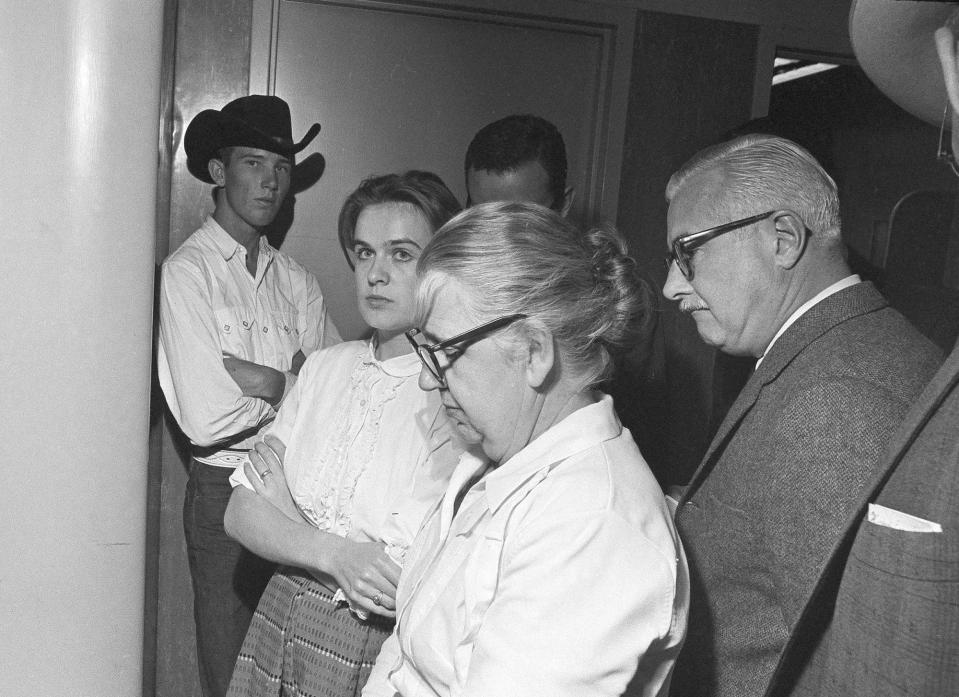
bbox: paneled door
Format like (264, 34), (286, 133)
(250, 0), (636, 337)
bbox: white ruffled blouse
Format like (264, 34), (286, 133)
(232, 340), (460, 558)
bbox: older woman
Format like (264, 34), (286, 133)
(363, 201), (689, 697)
(224, 171), (463, 697)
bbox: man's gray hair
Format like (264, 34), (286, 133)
(665, 134), (842, 242)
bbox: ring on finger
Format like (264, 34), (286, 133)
(260, 468), (273, 478)
(372, 591), (383, 607)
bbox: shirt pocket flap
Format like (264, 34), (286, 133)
(214, 307), (256, 335)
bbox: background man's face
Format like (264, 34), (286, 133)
(466, 159), (555, 209)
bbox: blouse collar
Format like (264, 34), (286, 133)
(364, 338), (423, 378)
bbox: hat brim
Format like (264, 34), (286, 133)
(850, 0), (956, 127)
(185, 109), (320, 184)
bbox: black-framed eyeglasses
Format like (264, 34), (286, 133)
(664, 210), (776, 280)
(938, 103), (959, 178)
(405, 313), (528, 385)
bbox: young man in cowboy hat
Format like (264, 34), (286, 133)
(759, 3), (959, 695)
(158, 94), (340, 697)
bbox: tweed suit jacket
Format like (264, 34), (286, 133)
(769, 338), (959, 697)
(669, 282), (942, 697)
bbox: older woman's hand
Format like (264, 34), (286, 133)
(244, 434), (302, 522)
(327, 539), (402, 618)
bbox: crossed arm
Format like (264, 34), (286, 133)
(224, 434), (402, 617)
(223, 350), (305, 407)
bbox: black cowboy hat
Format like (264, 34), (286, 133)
(185, 94), (321, 184)
(850, 0), (957, 126)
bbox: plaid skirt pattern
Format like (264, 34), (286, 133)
(227, 567), (394, 697)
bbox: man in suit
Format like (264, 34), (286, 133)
(662, 134), (943, 697)
(762, 3), (959, 695)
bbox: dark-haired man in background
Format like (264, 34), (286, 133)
(464, 113), (574, 215)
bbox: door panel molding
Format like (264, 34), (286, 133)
(251, 0), (634, 223)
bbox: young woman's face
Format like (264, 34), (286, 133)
(351, 202), (433, 341)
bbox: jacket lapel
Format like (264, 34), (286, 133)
(681, 283), (888, 503)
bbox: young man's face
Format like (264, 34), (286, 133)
(209, 146), (292, 233)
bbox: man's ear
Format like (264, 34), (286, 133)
(772, 210), (809, 270)
(521, 320), (556, 389)
(559, 186), (575, 218)
(208, 157), (226, 187)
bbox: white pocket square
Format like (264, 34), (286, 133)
(867, 503), (942, 533)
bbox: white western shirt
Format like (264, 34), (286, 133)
(158, 216), (339, 462)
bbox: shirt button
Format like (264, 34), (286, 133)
(263, 327), (268, 333)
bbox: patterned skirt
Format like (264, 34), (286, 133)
(227, 567), (394, 697)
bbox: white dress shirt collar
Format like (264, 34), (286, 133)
(364, 339), (422, 378)
(200, 216), (275, 268)
(757, 274), (861, 367)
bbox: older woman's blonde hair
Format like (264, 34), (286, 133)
(415, 202), (655, 389)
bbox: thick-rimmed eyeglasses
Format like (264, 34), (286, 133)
(938, 103), (959, 178)
(405, 313), (527, 385)
(664, 210), (776, 280)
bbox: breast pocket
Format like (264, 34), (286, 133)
(214, 307), (256, 357)
(855, 519), (954, 583)
(268, 309), (302, 358)
(835, 521), (959, 682)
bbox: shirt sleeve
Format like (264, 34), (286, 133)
(157, 259), (277, 446)
(460, 511), (680, 697)
(298, 270), (341, 355)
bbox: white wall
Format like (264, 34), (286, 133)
(0, 0), (163, 692)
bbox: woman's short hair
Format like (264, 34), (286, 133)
(665, 134), (842, 242)
(338, 170), (461, 267)
(416, 201), (656, 389)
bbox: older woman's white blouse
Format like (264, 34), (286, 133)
(362, 395), (690, 697)
(232, 340), (460, 558)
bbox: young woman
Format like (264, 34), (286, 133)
(224, 171), (462, 697)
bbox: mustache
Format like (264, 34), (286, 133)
(680, 301), (709, 313)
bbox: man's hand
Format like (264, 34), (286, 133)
(223, 356), (286, 406)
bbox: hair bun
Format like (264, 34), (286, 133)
(582, 225), (657, 354)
